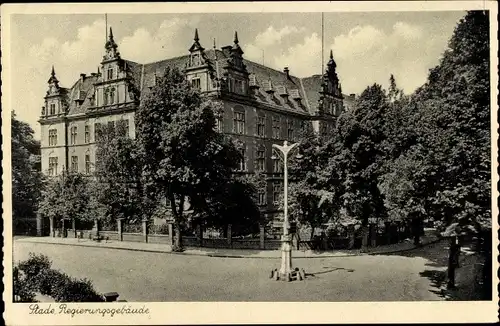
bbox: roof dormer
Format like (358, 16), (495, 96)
(249, 74), (259, 89)
(187, 28), (209, 69)
(263, 79), (274, 94)
(46, 65), (60, 96)
(43, 66), (67, 117)
(277, 85), (288, 98)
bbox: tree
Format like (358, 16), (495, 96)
(393, 10), (491, 235)
(338, 85), (388, 225)
(38, 171), (90, 229)
(92, 122), (147, 227)
(136, 67), (241, 251)
(288, 122), (334, 240)
(379, 75), (426, 244)
(198, 172), (262, 237)
(12, 112), (44, 233)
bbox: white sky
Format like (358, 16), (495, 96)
(9, 11), (465, 138)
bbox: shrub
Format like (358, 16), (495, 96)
(14, 252), (104, 302)
(13, 266), (37, 302)
(56, 278), (103, 302)
(38, 269), (68, 297)
(17, 253), (51, 281)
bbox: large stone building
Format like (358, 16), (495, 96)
(39, 27), (354, 227)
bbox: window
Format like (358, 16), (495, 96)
(272, 116), (281, 139)
(109, 87), (115, 104)
(191, 78), (201, 91)
(258, 189), (266, 206)
(273, 182), (282, 204)
(70, 126), (77, 145)
(228, 78), (234, 92)
(85, 155), (91, 174)
(287, 120), (294, 141)
(257, 116), (265, 137)
(107, 68), (114, 80)
(48, 129), (57, 146)
(71, 156), (78, 172)
(48, 157), (58, 176)
(233, 111), (245, 135)
(273, 156), (283, 173)
(234, 80), (245, 94)
(108, 121), (115, 131)
(94, 123), (102, 142)
(191, 53), (200, 66)
(256, 148), (266, 172)
(49, 103), (56, 115)
(84, 125), (90, 143)
(237, 147), (247, 171)
(215, 113), (223, 132)
(103, 89), (108, 105)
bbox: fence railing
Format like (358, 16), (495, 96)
(45, 216), (414, 251)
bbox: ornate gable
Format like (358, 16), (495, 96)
(103, 27), (121, 62)
(318, 50), (344, 116)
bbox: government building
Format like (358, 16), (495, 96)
(39, 27), (355, 227)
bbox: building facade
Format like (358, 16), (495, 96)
(39, 27), (354, 228)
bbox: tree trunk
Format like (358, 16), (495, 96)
(174, 219), (182, 249)
(361, 222), (369, 252)
(447, 236), (460, 289)
(413, 216), (422, 246)
(170, 193), (184, 252)
(309, 225), (315, 242)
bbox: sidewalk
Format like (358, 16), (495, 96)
(15, 234), (441, 259)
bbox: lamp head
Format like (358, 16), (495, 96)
(296, 153), (303, 159)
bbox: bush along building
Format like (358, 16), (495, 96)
(39, 27), (354, 231)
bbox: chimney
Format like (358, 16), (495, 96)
(349, 93), (355, 99)
(80, 73), (86, 81)
(283, 67), (290, 78)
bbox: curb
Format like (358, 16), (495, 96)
(16, 237), (443, 259)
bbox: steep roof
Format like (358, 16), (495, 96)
(66, 75), (99, 116)
(300, 75), (323, 115)
(63, 46), (352, 117)
(140, 54), (190, 97)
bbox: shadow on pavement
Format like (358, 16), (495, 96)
(372, 239), (487, 301)
(306, 266), (355, 277)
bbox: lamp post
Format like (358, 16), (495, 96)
(271, 140), (304, 281)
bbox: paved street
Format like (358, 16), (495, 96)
(12, 240), (456, 302)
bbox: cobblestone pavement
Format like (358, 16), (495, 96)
(13, 239), (453, 302)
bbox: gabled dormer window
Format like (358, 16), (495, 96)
(107, 68), (114, 81)
(191, 53), (200, 66)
